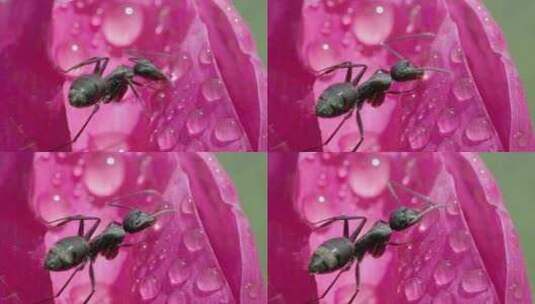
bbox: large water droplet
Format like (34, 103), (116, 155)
(465, 117), (491, 143)
(452, 78), (475, 101)
(138, 275), (160, 300)
(448, 230), (469, 253)
(199, 46), (213, 65)
(202, 78), (224, 102)
(167, 290), (188, 304)
(186, 109), (209, 136)
(302, 194), (335, 224)
(55, 42), (87, 76)
(183, 228), (204, 252)
(433, 260), (455, 286)
(244, 282), (259, 299)
(408, 127), (430, 151)
(172, 53), (192, 81)
(404, 277), (424, 301)
(437, 108), (459, 135)
(349, 156), (390, 198)
(352, 2), (394, 46)
(157, 128), (177, 151)
(307, 40), (338, 71)
(461, 269), (488, 294)
(168, 258), (190, 286)
(37, 192), (70, 222)
(196, 268), (223, 293)
(450, 46), (464, 64)
(83, 154), (125, 197)
(101, 3), (144, 47)
(214, 118), (241, 143)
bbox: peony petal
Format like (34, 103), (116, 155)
(268, 0), (535, 151)
(268, 152), (532, 303)
(1, 152), (264, 303)
(0, 0), (265, 151)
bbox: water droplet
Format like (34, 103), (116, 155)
(433, 260), (455, 286)
(83, 154), (125, 197)
(138, 275), (160, 300)
(157, 128), (177, 151)
(352, 3), (394, 46)
(196, 268), (223, 293)
(465, 117), (491, 143)
(199, 46), (213, 65)
(172, 53), (191, 81)
(167, 290), (188, 304)
(307, 40), (338, 71)
(408, 127), (430, 151)
(101, 3), (144, 47)
(37, 192), (70, 221)
(168, 258), (190, 286)
(214, 118), (241, 143)
(244, 282), (259, 299)
(404, 277), (424, 301)
(511, 283), (523, 300)
(461, 269), (488, 294)
(437, 108), (459, 135)
(432, 290), (454, 304)
(302, 194), (335, 223)
(448, 230), (469, 253)
(349, 156), (390, 198)
(202, 78), (224, 102)
(450, 46), (464, 64)
(183, 228), (204, 252)
(55, 42), (87, 75)
(186, 109), (209, 136)
(452, 78), (475, 101)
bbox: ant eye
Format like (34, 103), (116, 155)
(389, 207), (419, 231)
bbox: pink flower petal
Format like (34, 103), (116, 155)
(0, 0), (266, 151)
(268, 152), (532, 303)
(1, 152), (264, 303)
(268, 0), (535, 151)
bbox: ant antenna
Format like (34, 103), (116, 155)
(417, 203), (446, 218)
(151, 208), (176, 218)
(107, 189), (164, 207)
(388, 181), (444, 207)
(381, 32), (436, 60)
(421, 67), (451, 75)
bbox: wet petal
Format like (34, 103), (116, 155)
(1, 152), (264, 303)
(268, 152), (532, 303)
(268, 0), (535, 151)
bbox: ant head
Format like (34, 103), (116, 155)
(123, 210), (156, 233)
(132, 58), (168, 81)
(389, 207), (421, 231)
(316, 83), (355, 118)
(391, 60), (424, 82)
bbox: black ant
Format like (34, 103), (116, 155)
(311, 33), (449, 152)
(37, 190), (174, 304)
(53, 56), (169, 151)
(307, 181), (445, 303)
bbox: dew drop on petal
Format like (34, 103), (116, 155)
(437, 108), (459, 135)
(199, 47), (213, 65)
(157, 128), (177, 151)
(461, 269), (488, 294)
(448, 230), (469, 253)
(214, 118), (242, 143)
(196, 268), (223, 293)
(183, 228), (204, 252)
(307, 40), (338, 71)
(186, 109), (209, 136)
(37, 193), (70, 222)
(452, 78), (475, 101)
(167, 290), (188, 304)
(302, 194), (335, 223)
(168, 258), (190, 286)
(433, 260), (455, 286)
(349, 156), (390, 198)
(138, 275), (160, 300)
(173, 53), (192, 81)
(450, 46), (464, 64)
(55, 42), (87, 75)
(244, 282), (259, 299)
(465, 117), (491, 143)
(83, 154), (125, 197)
(404, 277), (424, 301)
(202, 78), (224, 102)
(352, 2), (394, 46)
(408, 127), (430, 150)
(101, 3), (144, 47)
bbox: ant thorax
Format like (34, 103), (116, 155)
(89, 223), (126, 258)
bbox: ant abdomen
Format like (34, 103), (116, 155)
(309, 237), (353, 274)
(315, 83), (358, 118)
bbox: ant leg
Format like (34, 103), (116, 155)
(63, 57), (109, 75)
(312, 215), (367, 231)
(317, 62), (367, 83)
(51, 104), (101, 151)
(45, 215), (101, 240)
(349, 219), (367, 242)
(309, 263), (352, 303)
(380, 33), (436, 60)
(351, 65), (367, 86)
(82, 261), (96, 304)
(351, 109), (364, 152)
(346, 263), (361, 304)
(36, 263), (86, 304)
(388, 181), (437, 206)
(306, 109), (354, 151)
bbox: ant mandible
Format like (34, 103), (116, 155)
(53, 56), (169, 151)
(37, 190), (174, 304)
(308, 181), (445, 303)
(311, 33), (449, 152)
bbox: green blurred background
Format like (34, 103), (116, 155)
(234, 0), (267, 63)
(482, 154), (535, 296)
(217, 153), (267, 278)
(485, 1), (535, 123)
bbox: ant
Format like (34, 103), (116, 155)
(311, 33), (449, 152)
(307, 181), (445, 303)
(53, 56), (169, 151)
(37, 190), (174, 304)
